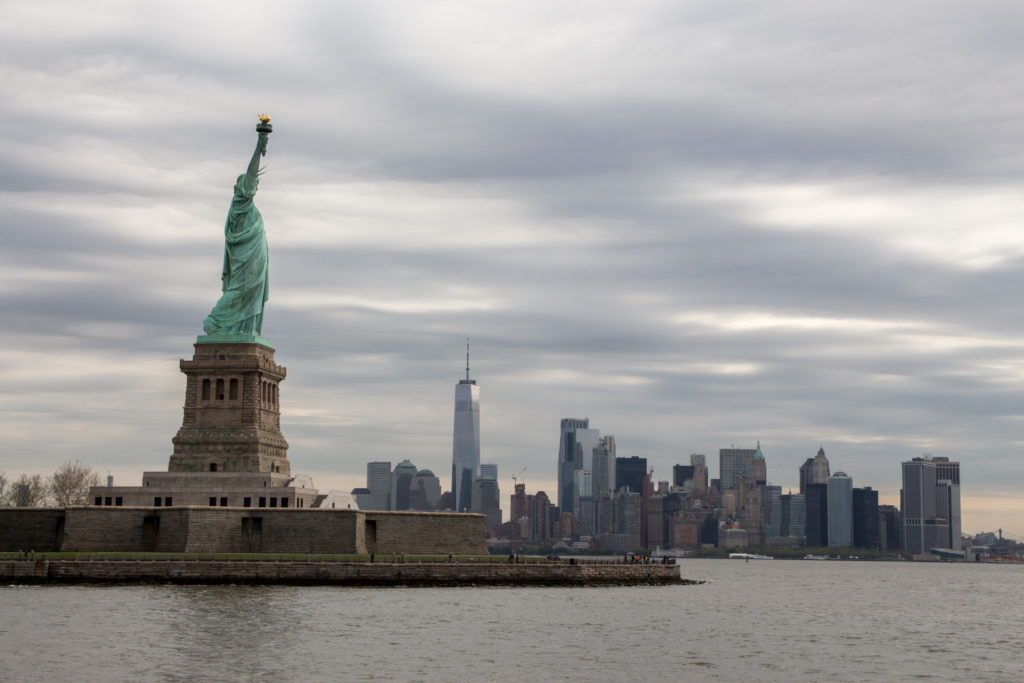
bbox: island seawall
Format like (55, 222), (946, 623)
(1, 559), (687, 587)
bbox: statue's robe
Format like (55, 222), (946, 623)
(203, 171), (269, 336)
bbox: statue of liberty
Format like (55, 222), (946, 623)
(201, 116), (273, 342)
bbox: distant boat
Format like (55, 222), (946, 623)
(729, 553), (773, 560)
(803, 554), (831, 560)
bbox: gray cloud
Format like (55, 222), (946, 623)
(2, 1), (1023, 531)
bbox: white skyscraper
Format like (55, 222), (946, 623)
(451, 343), (480, 512)
(573, 427), (599, 518)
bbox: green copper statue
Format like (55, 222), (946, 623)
(201, 116), (273, 344)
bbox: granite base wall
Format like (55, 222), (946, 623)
(364, 511), (486, 555)
(62, 507), (191, 552)
(0, 509), (67, 552)
(0, 508), (486, 555)
(179, 509), (364, 554)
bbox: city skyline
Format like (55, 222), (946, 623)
(3, 3), (1024, 535)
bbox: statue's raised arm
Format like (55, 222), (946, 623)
(200, 116), (274, 344)
(240, 131), (269, 192)
(238, 116), (271, 198)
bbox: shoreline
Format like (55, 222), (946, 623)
(2, 559), (691, 587)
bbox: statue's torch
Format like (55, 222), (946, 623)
(257, 113), (273, 134)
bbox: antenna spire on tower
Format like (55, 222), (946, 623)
(466, 338), (470, 382)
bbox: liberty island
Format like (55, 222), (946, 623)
(0, 118), (679, 586)
(0, 118), (487, 559)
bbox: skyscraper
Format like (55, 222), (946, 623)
(510, 483), (528, 526)
(935, 457), (962, 549)
(878, 504), (901, 551)
(781, 493), (806, 541)
(805, 482), (828, 547)
(592, 435), (617, 498)
(761, 484), (781, 539)
(531, 491), (552, 541)
(935, 480), (961, 550)
(365, 461), (392, 511)
(690, 453), (708, 493)
(410, 469), (442, 510)
(647, 491), (686, 550)
(827, 471), (853, 547)
(799, 447), (830, 495)
(573, 468), (593, 528)
(471, 474), (501, 534)
(391, 459), (418, 511)
(451, 343), (480, 512)
(567, 425), (600, 521)
(719, 447), (756, 491)
(852, 486), (880, 550)
(613, 489), (643, 550)
(902, 456), (961, 554)
(750, 442), (767, 485)
(615, 456), (647, 494)
(557, 418), (591, 513)
(672, 464), (695, 488)
(351, 487), (373, 510)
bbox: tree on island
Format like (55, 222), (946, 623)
(1, 473), (49, 507)
(0, 462), (101, 507)
(49, 460), (101, 506)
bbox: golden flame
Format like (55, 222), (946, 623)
(257, 113), (271, 123)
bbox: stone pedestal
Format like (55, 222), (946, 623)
(168, 342), (290, 475)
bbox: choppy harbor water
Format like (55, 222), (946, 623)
(2, 560), (1020, 681)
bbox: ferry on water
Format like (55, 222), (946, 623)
(728, 553), (773, 560)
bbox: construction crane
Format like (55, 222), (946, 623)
(511, 467), (527, 489)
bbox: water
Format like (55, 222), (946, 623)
(1, 560), (1020, 681)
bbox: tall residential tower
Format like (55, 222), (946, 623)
(451, 343), (480, 512)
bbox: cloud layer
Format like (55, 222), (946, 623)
(3, 1), (1024, 534)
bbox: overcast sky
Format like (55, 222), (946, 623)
(3, 1), (1023, 535)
